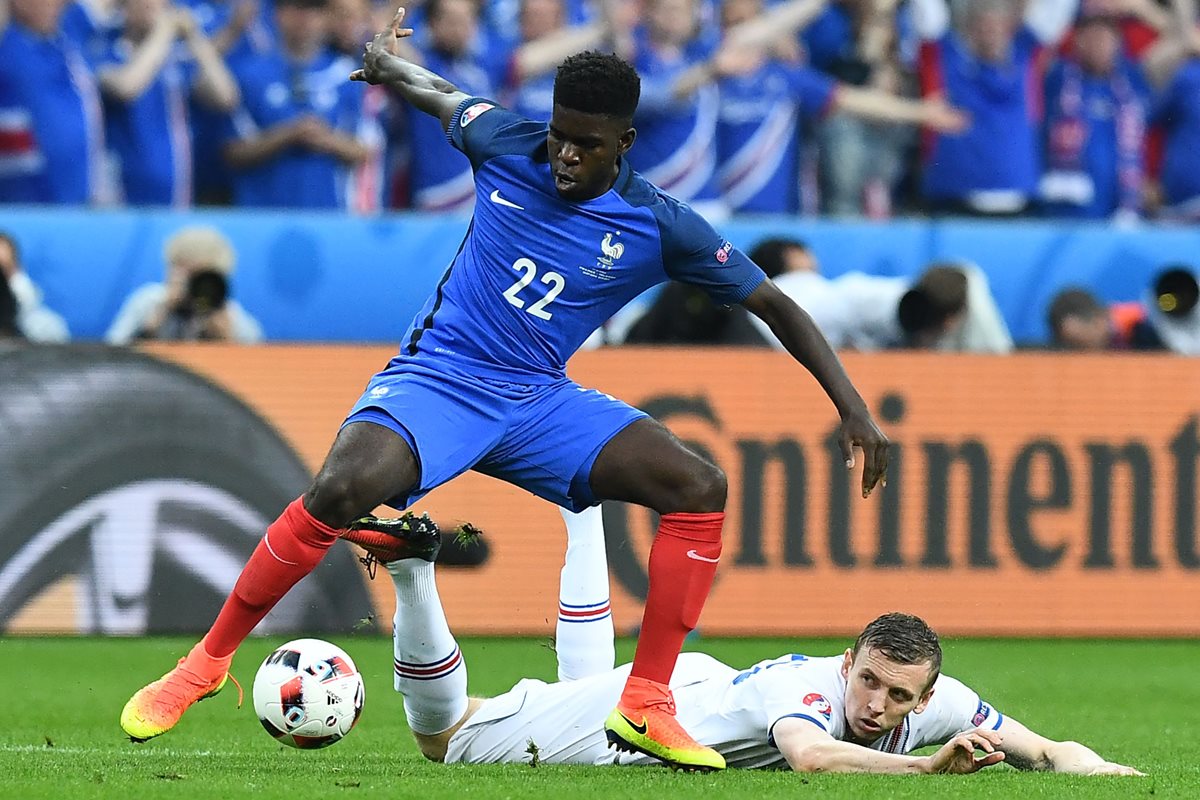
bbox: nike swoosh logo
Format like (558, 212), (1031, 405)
(620, 712), (649, 736)
(686, 549), (720, 563)
(489, 189), (524, 210)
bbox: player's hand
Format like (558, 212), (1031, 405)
(836, 406), (889, 499)
(350, 7), (414, 83)
(924, 731), (1006, 774)
(1086, 762), (1147, 777)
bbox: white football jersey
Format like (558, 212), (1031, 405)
(444, 652), (1004, 768)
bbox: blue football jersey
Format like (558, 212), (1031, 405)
(397, 97), (766, 383)
(717, 61), (835, 213)
(95, 35), (196, 206)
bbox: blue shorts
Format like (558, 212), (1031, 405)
(343, 361), (646, 512)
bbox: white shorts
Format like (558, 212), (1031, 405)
(444, 653), (732, 766)
(445, 666), (631, 765)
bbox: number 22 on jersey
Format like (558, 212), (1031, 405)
(502, 258), (565, 320)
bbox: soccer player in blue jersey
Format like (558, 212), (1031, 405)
(121, 8), (889, 772)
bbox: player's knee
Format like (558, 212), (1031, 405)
(304, 471), (371, 528)
(674, 461), (727, 513)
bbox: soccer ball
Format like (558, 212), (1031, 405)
(252, 638), (365, 749)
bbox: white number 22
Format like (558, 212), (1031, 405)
(501, 257), (565, 320)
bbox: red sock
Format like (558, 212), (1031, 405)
(627, 511), (723, 686)
(202, 497), (340, 659)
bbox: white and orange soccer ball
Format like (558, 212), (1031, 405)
(252, 638), (365, 749)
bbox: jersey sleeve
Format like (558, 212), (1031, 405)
(910, 675), (1004, 749)
(448, 95), (547, 170)
(657, 201), (766, 306)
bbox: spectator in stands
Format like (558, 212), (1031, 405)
(1047, 283), (1178, 351)
(1145, 3), (1200, 220)
(715, 0), (965, 215)
(96, 0), (239, 207)
(1047, 287), (1113, 349)
(0, 230), (70, 342)
(181, 0), (277, 204)
(1040, 10), (1149, 220)
(803, 0), (919, 216)
(913, 0), (1078, 216)
(897, 264), (1012, 352)
(222, 0), (371, 209)
(106, 225), (263, 344)
(752, 250), (1012, 352)
(0, 0), (106, 204)
(330, 0), (375, 56)
(401, 0), (508, 212)
(182, 0), (277, 61)
(503, 0), (638, 121)
(627, 0), (727, 219)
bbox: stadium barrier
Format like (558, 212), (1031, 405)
(2, 207), (1200, 344)
(2, 344), (1196, 637)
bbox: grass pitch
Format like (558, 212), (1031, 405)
(2, 636), (1196, 799)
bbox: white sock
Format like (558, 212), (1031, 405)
(555, 504), (616, 681)
(388, 559), (468, 735)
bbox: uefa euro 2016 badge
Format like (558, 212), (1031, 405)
(460, 102), (495, 128)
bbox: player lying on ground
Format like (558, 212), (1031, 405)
(380, 526), (1142, 774)
(120, 8), (889, 771)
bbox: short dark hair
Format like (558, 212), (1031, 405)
(749, 237), (810, 280)
(898, 264), (969, 336)
(1048, 287), (1104, 339)
(554, 51), (640, 122)
(852, 612), (942, 688)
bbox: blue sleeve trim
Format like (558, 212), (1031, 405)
(767, 713), (828, 748)
(727, 272), (767, 307)
(446, 96), (475, 147)
(990, 712), (1004, 731)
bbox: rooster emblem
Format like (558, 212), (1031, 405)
(599, 232), (625, 266)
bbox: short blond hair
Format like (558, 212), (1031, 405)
(163, 226), (236, 274)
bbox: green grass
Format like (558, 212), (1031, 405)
(1, 636), (1197, 799)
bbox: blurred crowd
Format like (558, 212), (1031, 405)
(0, 0), (1199, 220)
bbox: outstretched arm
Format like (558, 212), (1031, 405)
(350, 8), (469, 132)
(671, 0), (829, 100)
(741, 279), (889, 498)
(97, 12), (178, 102)
(832, 85), (968, 132)
(774, 718), (1006, 774)
(180, 9), (240, 111)
(995, 716), (1146, 776)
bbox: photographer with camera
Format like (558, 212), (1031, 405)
(0, 230), (70, 342)
(106, 225), (264, 344)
